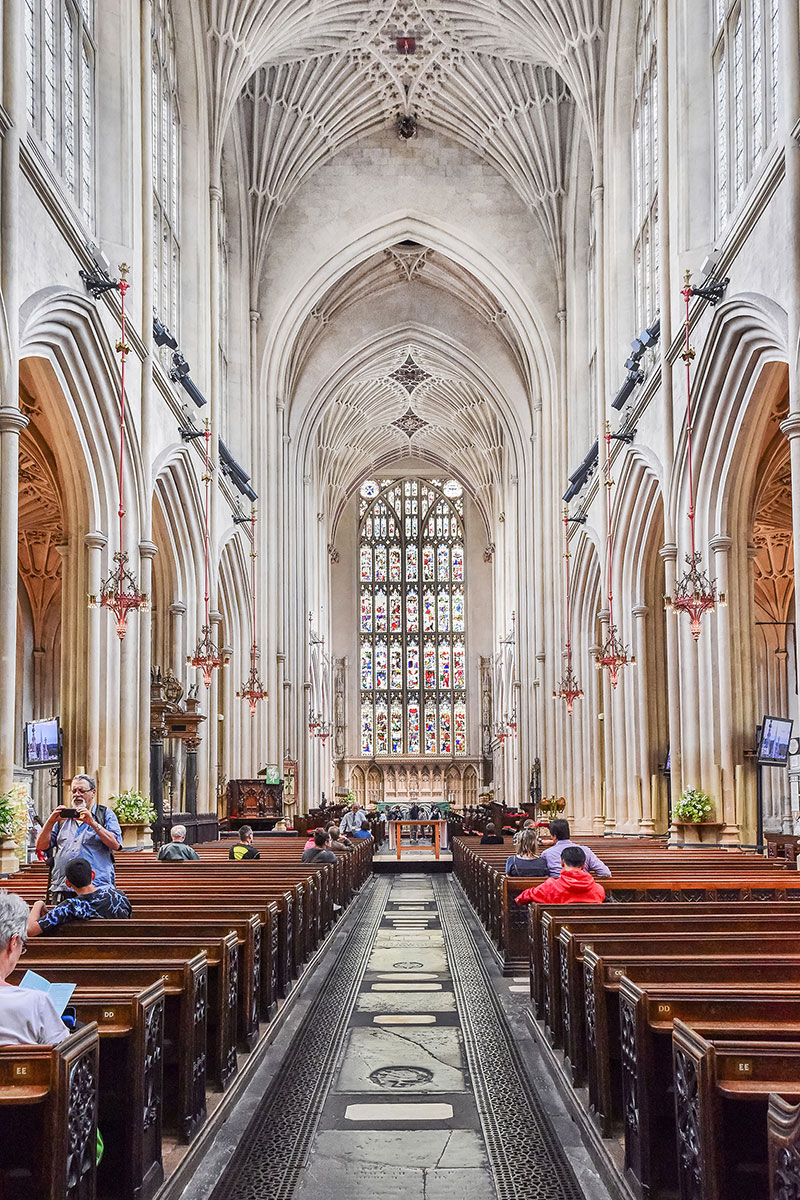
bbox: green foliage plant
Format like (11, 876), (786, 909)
(110, 788), (157, 825)
(674, 787), (713, 824)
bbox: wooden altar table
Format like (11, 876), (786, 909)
(391, 819), (446, 861)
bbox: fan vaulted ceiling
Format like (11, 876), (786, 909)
(315, 343), (506, 530)
(234, 0), (586, 279)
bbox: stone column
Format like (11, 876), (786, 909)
(0, 408), (27, 788)
(169, 601), (186, 796)
(660, 544), (682, 801)
(207, 608), (222, 814)
(84, 532), (107, 775)
(138, 541), (157, 792)
(632, 605), (656, 833)
(184, 738), (200, 818)
(710, 535), (739, 842)
(598, 608), (616, 834)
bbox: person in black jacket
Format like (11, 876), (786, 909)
(229, 826), (261, 861)
(301, 828), (337, 864)
(479, 822), (504, 845)
(504, 829), (549, 877)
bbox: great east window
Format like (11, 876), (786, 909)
(359, 478), (467, 757)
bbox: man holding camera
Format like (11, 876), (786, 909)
(35, 775), (122, 899)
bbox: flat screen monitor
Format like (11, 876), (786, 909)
(756, 715), (793, 766)
(23, 717), (60, 769)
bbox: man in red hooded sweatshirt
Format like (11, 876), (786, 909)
(516, 845), (606, 905)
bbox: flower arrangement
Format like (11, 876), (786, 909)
(674, 787), (713, 824)
(0, 784), (29, 848)
(109, 788), (157, 825)
(345, 791), (356, 806)
(539, 796), (566, 818)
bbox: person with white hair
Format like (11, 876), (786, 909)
(36, 774), (121, 899)
(157, 824), (199, 861)
(0, 891), (67, 1045)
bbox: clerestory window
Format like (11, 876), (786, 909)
(25, 0), (95, 226)
(152, 0), (180, 353)
(359, 478), (467, 758)
(632, 0), (659, 331)
(713, 0), (780, 231)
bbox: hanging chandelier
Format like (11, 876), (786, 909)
(554, 507), (584, 713)
(189, 422), (222, 687)
(237, 510), (268, 715)
(594, 425), (632, 687)
(665, 272), (720, 640)
(90, 264), (147, 638)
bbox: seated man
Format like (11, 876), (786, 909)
(340, 802), (371, 839)
(540, 819), (611, 877)
(301, 829), (337, 864)
(27, 857), (132, 936)
(479, 822), (504, 845)
(229, 825), (261, 860)
(0, 891), (68, 1044)
(516, 846), (606, 906)
(157, 824), (199, 861)
(513, 818), (536, 847)
(328, 825), (353, 851)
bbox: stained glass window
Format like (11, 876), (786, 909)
(359, 479), (467, 756)
(25, 0), (95, 224)
(713, 0), (780, 231)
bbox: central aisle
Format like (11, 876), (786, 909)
(210, 875), (601, 1200)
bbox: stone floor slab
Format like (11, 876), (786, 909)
(335, 1025), (466, 1093)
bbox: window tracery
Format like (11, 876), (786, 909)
(714, 0), (780, 230)
(360, 478), (467, 758)
(24, 0), (95, 226)
(152, 0), (180, 349)
(632, 0), (658, 330)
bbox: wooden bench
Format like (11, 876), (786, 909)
(0, 1022), (99, 1200)
(11, 954), (208, 1142)
(618, 976), (800, 1200)
(672, 1020), (800, 1200)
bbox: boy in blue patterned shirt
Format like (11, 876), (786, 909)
(26, 857), (132, 936)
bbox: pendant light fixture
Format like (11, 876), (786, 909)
(594, 425), (633, 687)
(237, 509), (267, 714)
(554, 507), (583, 713)
(90, 264), (147, 638)
(189, 421), (222, 687)
(665, 272), (720, 639)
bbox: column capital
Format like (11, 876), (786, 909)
(84, 531), (107, 551)
(659, 542), (678, 562)
(138, 540), (158, 560)
(631, 605), (648, 618)
(598, 608), (610, 622)
(209, 609), (222, 627)
(209, 184), (222, 204)
(249, 309), (261, 324)
(747, 542), (759, 560)
(169, 601), (186, 616)
(0, 407), (29, 435)
(780, 413), (800, 441)
(709, 534), (733, 553)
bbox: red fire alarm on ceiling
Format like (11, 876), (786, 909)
(396, 36), (416, 54)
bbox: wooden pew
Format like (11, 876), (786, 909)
(50, 915), (262, 1051)
(60, 982), (165, 1200)
(672, 1020), (800, 1200)
(0, 1023), (99, 1200)
(556, 926), (800, 1069)
(618, 977), (800, 1200)
(767, 1094), (800, 1199)
(11, 955), (207, 1142)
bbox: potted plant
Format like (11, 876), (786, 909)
(0, 785), (28, 874)
(109, 788), (157, 850)
(674, 787), (714, 824)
